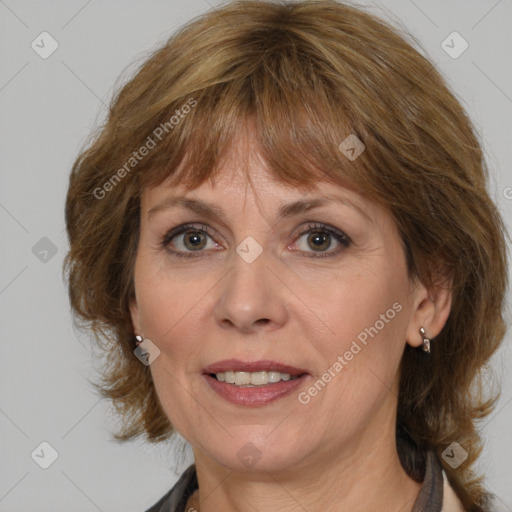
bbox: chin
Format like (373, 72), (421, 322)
(199, 430), (309, 474)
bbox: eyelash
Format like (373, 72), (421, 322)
(161, 222), (352, 259)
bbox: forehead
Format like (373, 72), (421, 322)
(142, 163), (383, 234)
(144, 154), (348, 207)
(140, 120), (381, 224)
(143, 129), (353, 203)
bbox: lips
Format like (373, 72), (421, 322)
(203, 359), (308, 376)
(202, 359), (310, 407)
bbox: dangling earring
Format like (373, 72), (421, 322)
(419, 327), (431, 353)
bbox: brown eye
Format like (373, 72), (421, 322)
(293, 223), (351, 258)
(181, 230), (208, 251)
(162, 224), (218, 258)
(305, 230), (331, 251)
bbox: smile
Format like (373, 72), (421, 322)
(213, 371), (301, 386)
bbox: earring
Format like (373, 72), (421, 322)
(135, 334), (143, 346)
(419, 327), (431, 353)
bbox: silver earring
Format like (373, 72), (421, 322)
(419, 327), (431, 353)
(135, 334), (143, 346)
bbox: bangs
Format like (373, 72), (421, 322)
(132, 35), (369, 197)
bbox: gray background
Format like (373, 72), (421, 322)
(1, 0), (511, 510)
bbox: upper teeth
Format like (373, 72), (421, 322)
(215, 371), (299, 386)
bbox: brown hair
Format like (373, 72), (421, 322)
(64, 1), (508, 509)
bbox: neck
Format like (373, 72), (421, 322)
(190, 422), (422, 512)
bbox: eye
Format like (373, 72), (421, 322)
(161, 224), (219, 258)
(291, 222), (351, 258)
(161, 222), (352, 259)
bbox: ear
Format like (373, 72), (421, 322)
(129, 295), (141, 335)
(405, 275), (452, 348)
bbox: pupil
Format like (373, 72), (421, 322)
(310, 231), (329, 250)
(185, 231), (205, 250)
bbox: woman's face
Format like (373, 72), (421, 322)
(130, 137), (425, 474)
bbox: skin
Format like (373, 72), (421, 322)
(130, 129), (452, 512)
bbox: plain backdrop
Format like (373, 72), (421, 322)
(1, 0), (511, 510)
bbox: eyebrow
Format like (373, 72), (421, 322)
(147, 195), (372, 223)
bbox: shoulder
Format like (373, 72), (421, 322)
(442, 472), (503, 512)
(442, 471), (465, 512)
(144, 464), (198, 512)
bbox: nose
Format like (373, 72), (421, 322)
(212, 247), (289, 334)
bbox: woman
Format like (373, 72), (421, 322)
(64, 1), (508, 510)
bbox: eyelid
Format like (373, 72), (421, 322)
(161, 221), (352, 258)
(292, 221), (352, 244)
(162, 223), (217, 245)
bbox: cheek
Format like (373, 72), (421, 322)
(293, 277), (410, 438)
(307, 264), (409, 351)
(133, 262), (210, 435)
(299, 256), (411, 404)
(134, 251), (207, 346)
